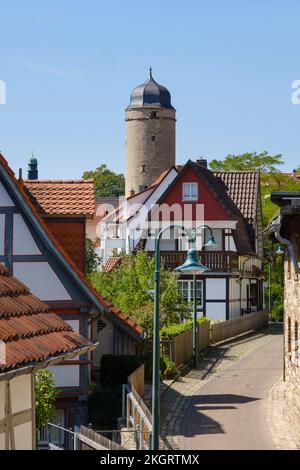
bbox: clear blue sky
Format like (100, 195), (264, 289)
(0, 0), (299, 179)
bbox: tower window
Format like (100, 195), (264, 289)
(152, 136), (156, 142)
(141, 165), (146, 172)
(150, 111), (157, 118)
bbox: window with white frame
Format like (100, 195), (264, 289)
(182, 182), (198, 201)
(178, 279), (203, 310)
(224, 228), (236, 251)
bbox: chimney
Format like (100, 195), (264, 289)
(18, 168), (23, 180)
(28, 155), (38, 180)
(292, 169), (297, 179)
(196, 158), (208, 168)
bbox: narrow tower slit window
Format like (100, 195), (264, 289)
(152, 136), (156, 142)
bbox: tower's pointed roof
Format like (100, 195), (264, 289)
(128, 68), (174, 109)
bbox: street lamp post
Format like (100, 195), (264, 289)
(175, 225), (217, 368)
(151, 224), (216, 450)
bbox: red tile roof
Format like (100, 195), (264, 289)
(0, 264), (93, 372)
(104, 257), (124, 273)
(23, 180), (95, 217)
(213, 171), (260, 223)
(0, 153), (143, 338)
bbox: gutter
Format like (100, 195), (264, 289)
(273, 214), (300, 274)
(0, 342), (98, 383)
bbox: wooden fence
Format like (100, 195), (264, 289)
(158, 311), (268, 367)
(127, 364), (144, 398)
(77, 426), (126, 450)
(125, 386), (152, 450)
(160, 321), (210, 367)
(210, 310), (269, 344)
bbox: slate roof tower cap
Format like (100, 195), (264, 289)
(127, 68), (174, 109)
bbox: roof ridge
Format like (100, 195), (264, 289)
(0, 152), (142, 338)
(23, 179), (93, 184)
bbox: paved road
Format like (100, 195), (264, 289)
(178, 326), (283, 450)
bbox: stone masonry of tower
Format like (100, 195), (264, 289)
(125, 71), (176, 195)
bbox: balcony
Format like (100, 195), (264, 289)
(149, 250), (239, 272)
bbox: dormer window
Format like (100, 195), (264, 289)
(182, 182), (198, 201)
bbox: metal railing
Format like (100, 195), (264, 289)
(122, 384), (152, 450)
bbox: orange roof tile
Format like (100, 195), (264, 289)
(0, 264), (93, 372)
(104, 257), (124, 272)
(0, 153), (143, 338)
(23, 179), (95, 216)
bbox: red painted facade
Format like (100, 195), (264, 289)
(154, 166), (230, 221)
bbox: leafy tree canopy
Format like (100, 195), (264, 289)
(85, 237), (101, 275)
(35, 369), (58, 431)
(261, 173), (300, 227)
(82, 164), (125, 197)
(209, 151), (284, 173)
(88, 251), (191, 336)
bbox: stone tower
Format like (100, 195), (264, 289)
(125, 69), (176, 195)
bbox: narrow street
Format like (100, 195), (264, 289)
(161, 324), (289, 450)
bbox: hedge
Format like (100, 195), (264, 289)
(160, 317), (209, 339)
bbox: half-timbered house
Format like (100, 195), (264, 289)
(0, 153), (143, 430)
(97, 159), (264, 321)
(0, 263), (95, 450)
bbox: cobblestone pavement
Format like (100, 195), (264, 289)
(266, 378), (300, 450)
(160, 324), (295, 450)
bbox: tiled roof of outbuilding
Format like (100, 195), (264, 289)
(0, 264), (93, 373)
(213, 171), (260, 224)
(24, 180), (95, 216)
(104, 257), (124, 273)
(0, 153), (143, 339)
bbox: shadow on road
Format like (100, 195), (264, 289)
(160, 323), (283, 449)
(182, 393), (259, 437)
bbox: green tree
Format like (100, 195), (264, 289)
(85, 237), (101, 275)
(209, 151), (284, 172)
(88, 251), (190, 335)
(261, 172), (300, 227)
(35, 369), (58, 431)
(82, 164), (125, 197)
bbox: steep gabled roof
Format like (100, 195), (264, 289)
(102, 165), (179, 224)
(24, 179), (95, 217)
(154, 160), (255, 253)
(0, 153), (143, 340)
(0, 264), (94, 374)
(213, 171), (260, 224)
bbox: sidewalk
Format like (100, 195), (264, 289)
(267, 378), (300, 450)
(159, 324), (298, 450)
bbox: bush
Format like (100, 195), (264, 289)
(160, 317), (208, 339)
(160, 356), (177, 380)
(88, 389), (121, 428)
(271, 299), (283, 322)
(100, 354), (141, 389)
